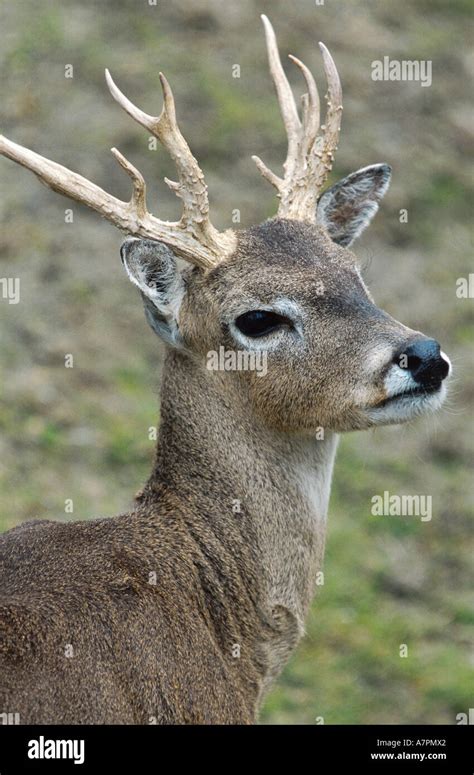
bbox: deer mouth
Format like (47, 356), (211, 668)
(365, 380), (448, 425)
(380, 381), (442, 406)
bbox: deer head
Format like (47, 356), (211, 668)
(0, 16), (450, 433)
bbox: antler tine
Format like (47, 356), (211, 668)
(105, 70), (217, 239)
(110, 147), (147, 220)
(253, 16), (343, 223)
(260, 14), (301, 179)
(0, 133), (137, 228)
(251, 154), (283, 191)
(0, 71), (236, 271)
(288, 54), (320, 154)
(316, 42), (343, 188)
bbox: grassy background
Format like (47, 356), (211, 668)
(0, 0), (472, 724)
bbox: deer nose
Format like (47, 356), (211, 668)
(393, 338), (450, 386)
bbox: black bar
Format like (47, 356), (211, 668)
(0, 724), (471, 773)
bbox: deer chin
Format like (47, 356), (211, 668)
(364, 382), (448, 426)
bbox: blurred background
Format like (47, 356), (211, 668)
(0, 0), (472, 724)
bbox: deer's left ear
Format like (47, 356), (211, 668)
(120, 238), (185, 348)
(316, 163), (392, 247)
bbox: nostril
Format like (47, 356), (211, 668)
(396, 352), (422, 372)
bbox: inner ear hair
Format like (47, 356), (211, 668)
(317, 163), (392, 247)
(121, 238), (185, 347)
(121, 239), (177, 294)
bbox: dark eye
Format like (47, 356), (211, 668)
(234, 310), (291, 338)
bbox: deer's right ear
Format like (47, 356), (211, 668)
(120, 238), (185, 347)
(316, 163), (392, 247)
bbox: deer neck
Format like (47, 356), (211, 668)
(145, 349), (339, 676)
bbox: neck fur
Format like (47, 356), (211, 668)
(143, 349), (339, 686)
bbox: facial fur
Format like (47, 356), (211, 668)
(175, 219), (450, 433)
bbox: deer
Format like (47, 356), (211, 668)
(0, 16), (451, 724)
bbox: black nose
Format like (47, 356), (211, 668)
(393, 338), (450, 386)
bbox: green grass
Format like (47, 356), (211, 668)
(260, 440), (472, 724)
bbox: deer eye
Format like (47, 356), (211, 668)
(234, 310), (291, 338)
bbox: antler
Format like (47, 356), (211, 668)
(0, 72), (235, 269)
(252, 15), (343, 222)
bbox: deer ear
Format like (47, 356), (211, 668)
(120, 238), (185, 347)
(316, 163), (392, 247)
